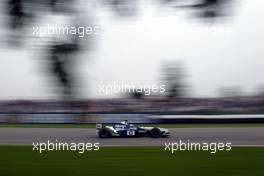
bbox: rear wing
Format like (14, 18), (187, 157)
(96, 123), (103, 129)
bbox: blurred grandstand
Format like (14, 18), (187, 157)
(1, 96), (264, 114)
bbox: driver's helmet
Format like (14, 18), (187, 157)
(120, 120), (128, 125)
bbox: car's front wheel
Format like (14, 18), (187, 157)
(98, 128), (110, 138)
(150, 128), (161, 138)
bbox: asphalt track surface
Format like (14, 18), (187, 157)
(0, 128), (264, 146)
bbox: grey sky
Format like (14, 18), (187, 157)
(0, 0), (263, 100)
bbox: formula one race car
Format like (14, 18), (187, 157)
(96, 121), (170, 138)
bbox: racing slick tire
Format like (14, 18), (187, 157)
(98, 128), (110, 138)
(150, 128), (161, 138)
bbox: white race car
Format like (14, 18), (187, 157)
(96, 121), (170, 138)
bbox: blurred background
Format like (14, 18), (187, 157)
(0, 0), (264, 123)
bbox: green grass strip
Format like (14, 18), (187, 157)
(0, 146), (264, 176)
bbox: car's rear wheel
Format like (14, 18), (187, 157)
(98, 128), (110, 138)
(150, 128), (161, 138)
